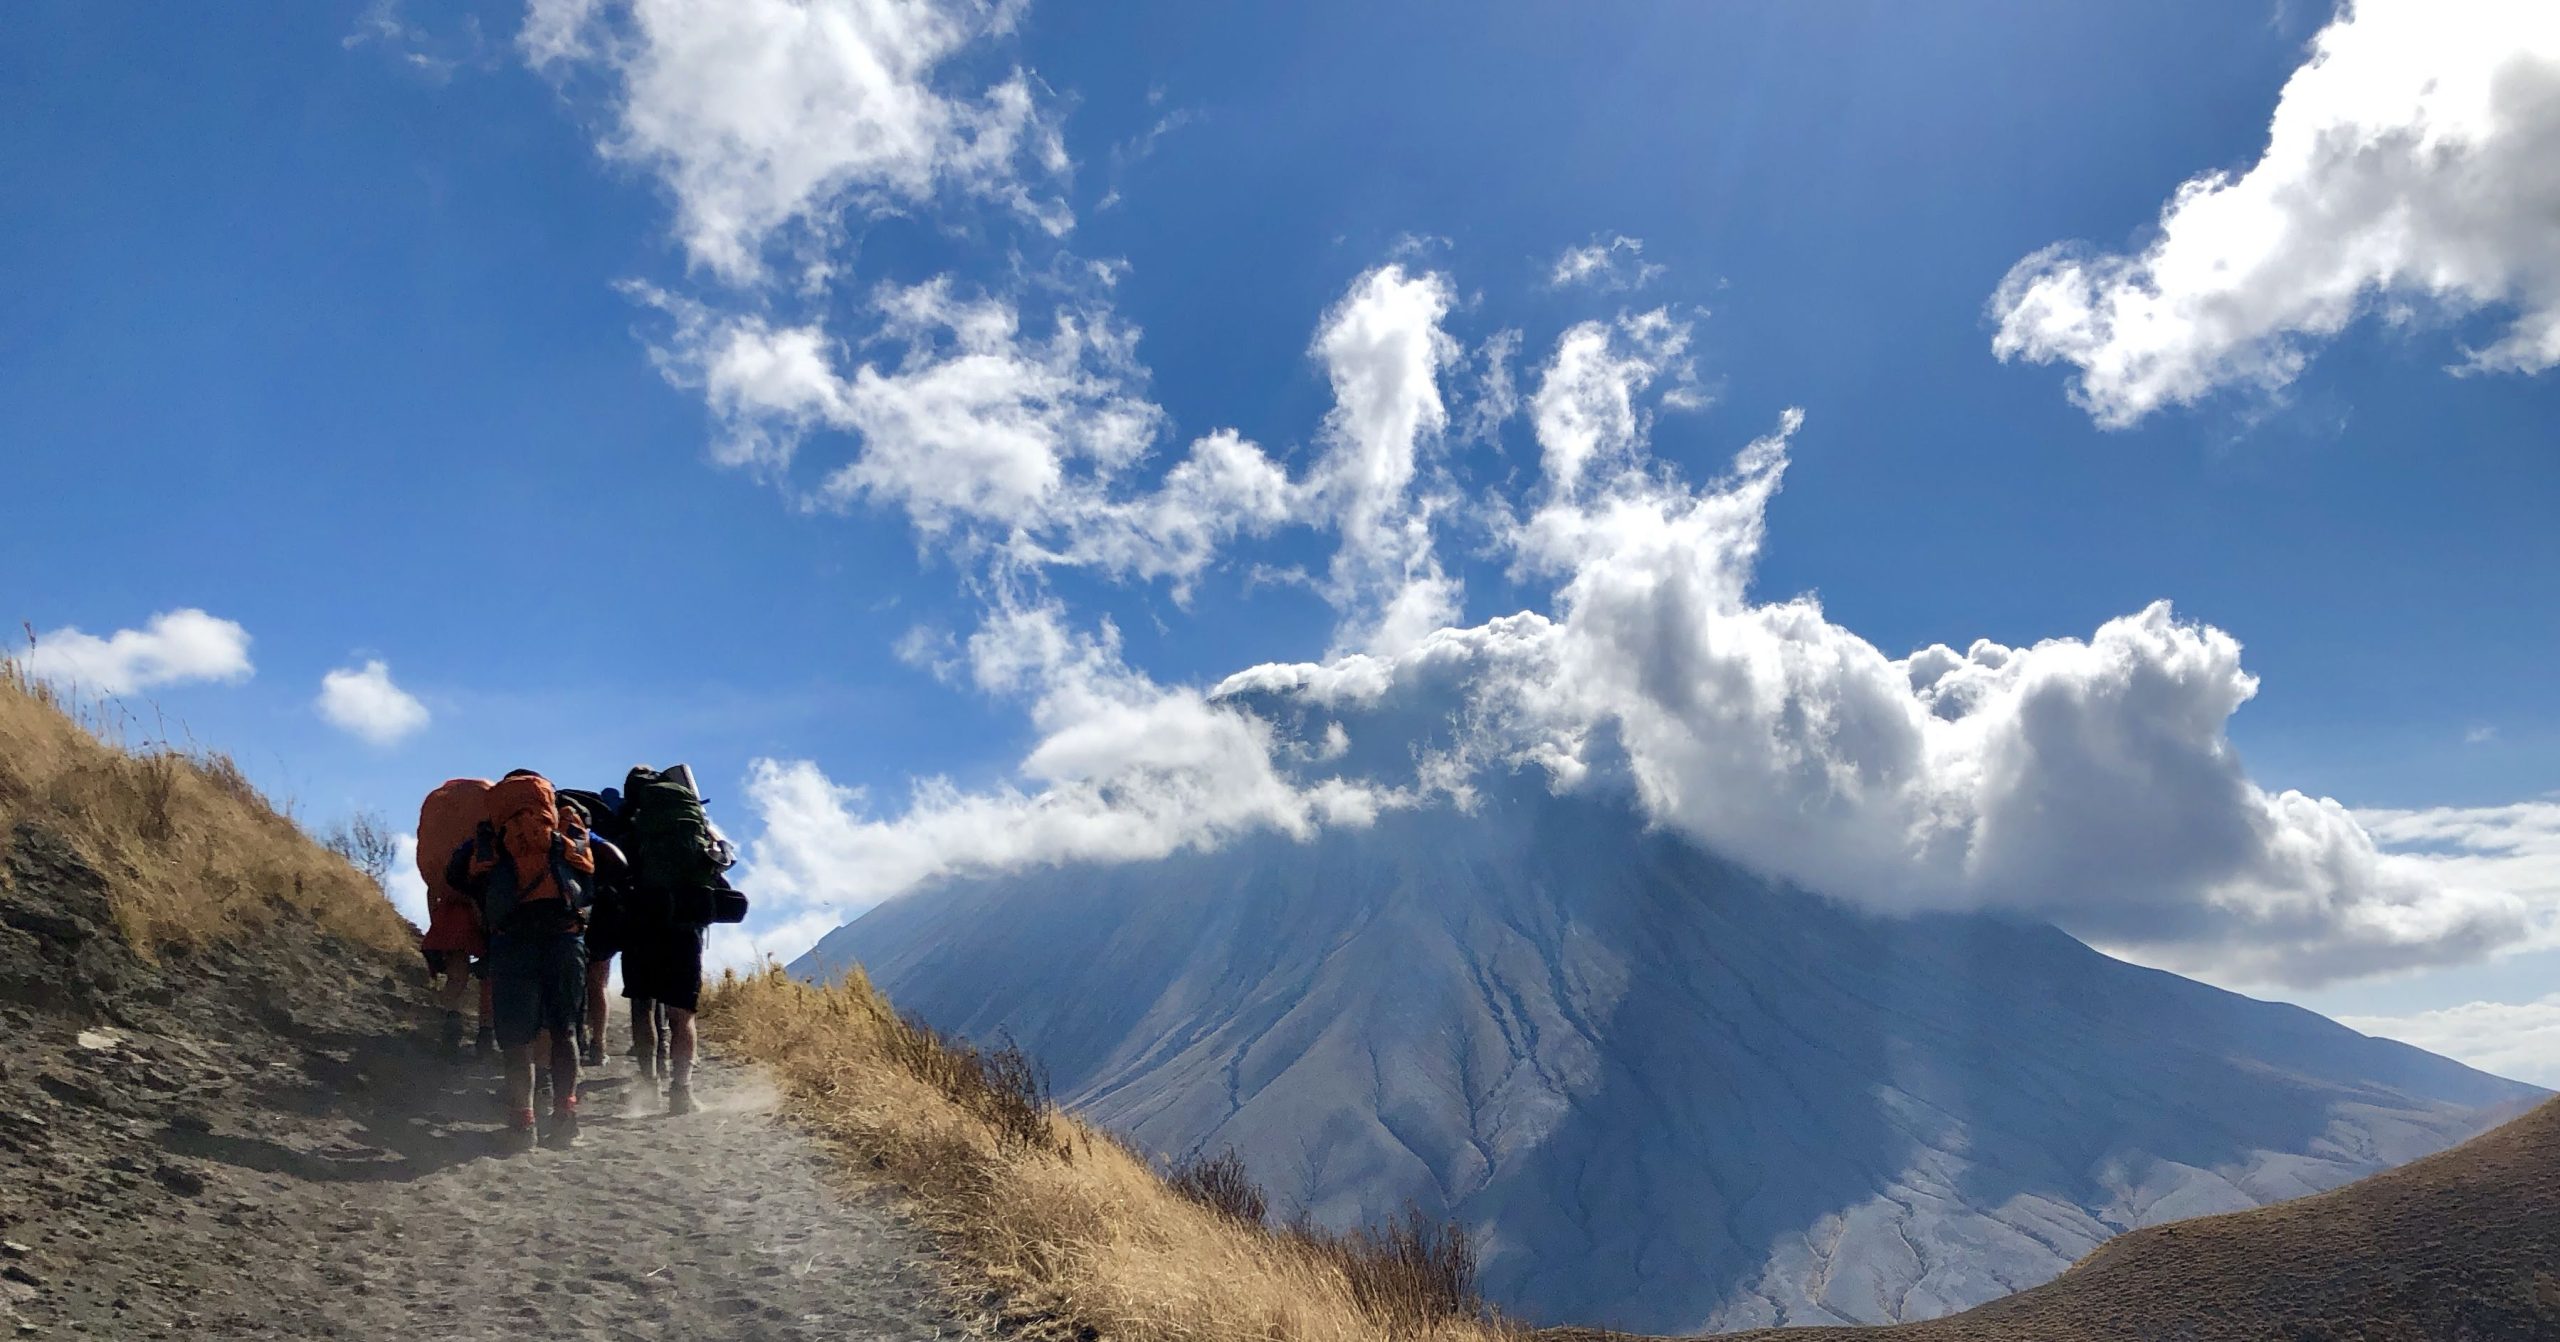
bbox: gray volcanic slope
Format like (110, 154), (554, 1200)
(793, 785), (2539, 1334)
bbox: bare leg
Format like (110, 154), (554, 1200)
(549, 1029), (580, 1116)
(585, 961), (611, 1061)
(502, 1044), (535, 1130)
(633, 997), (665, 1077)
(433, 964), (470, 1058)
(665, 1006), (697, 1113)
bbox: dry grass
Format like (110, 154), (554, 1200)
(1702, 1095), (2560, 1342)
(706, 965), (1522, 1342)
(0, 661), (412, 956)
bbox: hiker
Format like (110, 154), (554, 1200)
(559, 786), (633, 1069)
(580, 812), (631, 1068)
(446, 769), (595, 1150)
(416, 777), (497, 1062)
(618, 764), (746, 1116)
(630, 993), (668, 1080)
(596, 778), (670, 1078)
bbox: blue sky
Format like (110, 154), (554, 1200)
(7, 3), (2557, 1070)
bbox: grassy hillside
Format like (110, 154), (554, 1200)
(708, 967), (1517, 1341)
(0, 665), (411, 960)
(1689, 1093), (2560, 1342)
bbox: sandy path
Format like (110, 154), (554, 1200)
(6, 1039), (973, 1342)
(242, 1060), (968, 1342)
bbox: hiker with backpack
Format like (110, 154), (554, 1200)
(616, 764), (746, 1116)
(444, 769), (596, 1151)
(558, 786), (634, 1070)
(416, 777), (498, 1062)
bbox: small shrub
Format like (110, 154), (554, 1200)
(190, 751), (263, 809)
(133, 750), (183, 839)
(1167, 1146), (1270, 1227)
(323, 809), (399, 886)
(881, 1011), (1056, 1152)
(1291, 1205), (1488, 1332)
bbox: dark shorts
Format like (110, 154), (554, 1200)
(621, 925), (705, 1014)
(583, 900), (627, 961)
(486, 927), (587, 1049)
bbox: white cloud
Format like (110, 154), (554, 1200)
(1306, 265), (1463, 654)
(386, 832), (430, 926)
(316, 659), (431, 746)
(737, 598), (1402, 959)
(2237, 806), (2560, 1078)
(2342, 995), (2560, 1086)
(1992, 0), (2560, 426)
(1529, 312), (1693, 495)
(2356, 800), (2560, 931)
(21, 609), (254, 697)
(523, 0), (1067, 284)
(738, 301), (2539, 989)
(1458, 328), (1524, 443)
(343, 0), (486, 81)
(639, 263), (1485, 625)
(638, 277), (1303, 597)
(1550, 234), (1665, 292)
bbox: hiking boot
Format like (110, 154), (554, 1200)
(474, 1027), (496, 1060)
(581, 1043), (606, 1069)
(541, 1110), (582, 1150)
(438, 1011), (466, 1065)
(665, 1085), (697, 1117)
(505, 1112), (539, 1155)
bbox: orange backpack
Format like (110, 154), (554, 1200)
(485, 772), (584, 905)
(417, 778), (493, 906)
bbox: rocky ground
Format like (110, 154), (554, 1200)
(0, 820), (972, 1341)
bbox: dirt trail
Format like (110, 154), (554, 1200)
(227, 1059), (967, 1342)
(0, 816), (974, 1341)
(3, 1023), (973, 1342)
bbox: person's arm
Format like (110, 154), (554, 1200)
(589, 836), (629, 885)
(443, 838), (477, 896)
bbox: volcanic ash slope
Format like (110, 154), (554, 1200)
(795, 786), (2537, 1334)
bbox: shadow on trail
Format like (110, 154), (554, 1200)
(152, 1032), (646, 1185)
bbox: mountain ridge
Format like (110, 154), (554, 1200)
(797, 782), (2537, 1332)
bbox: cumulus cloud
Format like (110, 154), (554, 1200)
(1305, 265), (1463, 653)
(2343, 995), (2560, 1087)
(737, 298), (2534, 986)
(2356, 800), (2560, 929)
(1992, 0), (2560, 426)
(523, 0), (1067, 283)
(740, 598), (1402, 947)
(21, 609), (254, 696)
(638, 276), (1306, 596)
(510, 0), (2548, 989)
(316, 659), (431, 746)
(1550, 235), (1665, 292)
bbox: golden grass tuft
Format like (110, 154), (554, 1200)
(0, 661), (412, 956)
(706, 965), (1524, 1342)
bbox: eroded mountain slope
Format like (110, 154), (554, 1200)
(798, 785), (2536, 1333)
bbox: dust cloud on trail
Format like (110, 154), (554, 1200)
(18, 1053), (969, 1342)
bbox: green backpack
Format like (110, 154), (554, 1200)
(621, 765), (746, 927)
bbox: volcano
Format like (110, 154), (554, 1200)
(792, 783), (2535, 1333)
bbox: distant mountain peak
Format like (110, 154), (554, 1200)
(797, 786), (2537, 1332)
